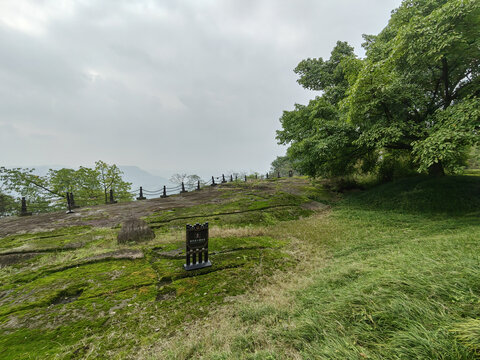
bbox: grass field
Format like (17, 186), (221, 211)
(1, 176), (479, 359)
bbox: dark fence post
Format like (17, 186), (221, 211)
(181, 182), (187, 193)
(230, 175), (233, 182)
(161, 185), (167, 198)
(211, 176), (216, 186)
(255, 174), (258, 179)
(289, 170), (293, 177)
(222, 174), (227, 183)
(70, 192), (79, 208)
(66, 192), (74, 214)
(266, 173), (269, 179)
(196, 180), (201, 191)
(109, 189), (117, 204)
(245, 175), (247, 182)
(19, 197), (32, 216)
(137, 187), (146, 200)
(235, 175), (238, 181)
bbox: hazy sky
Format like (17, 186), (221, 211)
(0, 0), (402, 178)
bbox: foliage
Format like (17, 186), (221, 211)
(278, 0), (480, 179)
(466, 145), (480, 169)
(0, 192), (16, 217)
(277, 44), (374, 178)
(270, 155), (297, 175)
(185, 174), (201, 190)
(0, 161), (132, 213)
(93, 161), (132, 204)
(170, 173), (203, 190)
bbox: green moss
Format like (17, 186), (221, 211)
(0, 177), (325, 359)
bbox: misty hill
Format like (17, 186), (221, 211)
(118, 165), (170, 193)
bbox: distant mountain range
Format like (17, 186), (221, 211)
(118, 166), (170, 192)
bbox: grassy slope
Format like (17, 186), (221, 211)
(0, 179), (319, 359)
(148, 176), (480, 359)
(1, 176), (479, 359)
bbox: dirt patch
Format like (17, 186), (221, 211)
(0, 253), (39, 267)
(0, 179), (312, 238)
(85, 249), (144, 261)
(51, 288), (84, 305)
(154, 248), (183, 259)
(300, 201), (329, 211)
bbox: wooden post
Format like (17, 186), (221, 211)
(70, 192), (79, 208)
(19, 197), (32, 216)
(196, 180), (201, 191)
(245, 175), (247, 182)
(161, 185), (167, 198)
(230, 175), (233, 182)
(222, 174), (227, 183)
(181, 182), (187, 193)
(211, 176), (216, 186)
(137, 187), (146, 200)
(109, 189), (117, 204)
(266, 173), (269, 179)
(66, 192), (74, 214)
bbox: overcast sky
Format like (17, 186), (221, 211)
(0, 0), (402, 178)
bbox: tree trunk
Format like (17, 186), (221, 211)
(428, 162), (445, 176)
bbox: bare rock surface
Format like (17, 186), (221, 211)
(0, 178), (311, 238)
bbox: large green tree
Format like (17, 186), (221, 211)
(277, 42), (373, 178)
(278, 0), (480, 178)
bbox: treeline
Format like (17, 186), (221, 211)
(0, 161), (132, 216)
(275, 0), (479, 183)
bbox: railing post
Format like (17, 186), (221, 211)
(181, 182), (187, 193)
(66, 192), (74, 214)
(245, 175), (247, 182)
(109, 189), (117, 204)
(211, 176), (216, 186)
(230, 175), (233, 182)
(70, 192), (79, 208)
(235, 175), (238, 181)
(222, 174), (227, 183)
(161, 185), (167, 198)
(137, 187), (146, 200)
(19, 197), (32, 216)
(196, 180), (201, 191)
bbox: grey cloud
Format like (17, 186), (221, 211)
(0, 0), (402, 178)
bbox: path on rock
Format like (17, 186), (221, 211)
(0, 178), (310, 238)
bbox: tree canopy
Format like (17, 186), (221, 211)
(0, 161), (132, 214)
(277, 0), (479, 179)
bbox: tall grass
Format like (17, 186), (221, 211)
(146, 176), (480, 359)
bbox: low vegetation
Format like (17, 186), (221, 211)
(1, 175), (479, 359)
(142, 175), (480, 359)
(0, 177), (324, 359)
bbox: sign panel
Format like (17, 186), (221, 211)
(184, 222), (212, 271)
